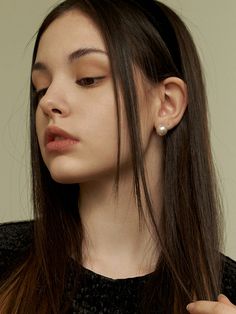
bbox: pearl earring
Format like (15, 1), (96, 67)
(157, 124), (168, 136)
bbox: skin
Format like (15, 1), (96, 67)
(32, 9), (187, 279)
(187, 294), (236, 313)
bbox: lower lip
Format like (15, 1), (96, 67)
(46, 139), (80, 152)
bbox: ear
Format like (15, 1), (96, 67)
(153, 77), (188, 132)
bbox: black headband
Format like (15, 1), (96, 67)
(132, 0), (182, 75)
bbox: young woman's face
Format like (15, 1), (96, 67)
(32, 9), (154, 184)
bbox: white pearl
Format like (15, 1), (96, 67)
(158, 125), (168, 136)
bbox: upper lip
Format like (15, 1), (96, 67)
(44, 125), (79, 145)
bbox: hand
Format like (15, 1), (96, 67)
(186, 294), (236, 313)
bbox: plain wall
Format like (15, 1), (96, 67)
(0, 0), (235, 259)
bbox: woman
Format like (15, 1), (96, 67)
(0, 0), (236, 313)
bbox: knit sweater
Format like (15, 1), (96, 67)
(0, 220), (236, 313)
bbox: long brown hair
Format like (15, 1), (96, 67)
(0, 0), (224, 313)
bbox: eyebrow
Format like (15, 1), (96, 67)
(32, 47), (108, 73)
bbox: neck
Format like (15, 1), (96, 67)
(78, 133), (163, 278)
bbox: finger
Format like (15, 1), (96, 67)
(218, 294), (236, 307)
(186, 301), (236, 313)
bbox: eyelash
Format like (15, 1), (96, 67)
(33, 76), (105, 100)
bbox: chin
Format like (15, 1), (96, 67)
(51, 175), (78, 184)
(49, 167), (82, 184)
(44, 157), (81, 184)
(48, 166), (92, 184)
(45, 156), (116, 184)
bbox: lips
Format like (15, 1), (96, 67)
(44, 125), (79, 146)
(44, 125), (80, 152)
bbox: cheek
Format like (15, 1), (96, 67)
(77, 86), (119, 143)
(77, 106), (119, 164)
(35, 108), (46, 152)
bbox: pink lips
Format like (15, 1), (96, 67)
(44, 125), (80, 152)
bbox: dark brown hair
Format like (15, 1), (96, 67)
(0, 0), (224, 313)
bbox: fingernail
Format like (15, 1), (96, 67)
(186, 303), (195, 311)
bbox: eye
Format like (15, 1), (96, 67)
(33, 87), (48, 101)
(77, 76), (105, 87)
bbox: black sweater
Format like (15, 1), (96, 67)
(0, 220), (236, 313)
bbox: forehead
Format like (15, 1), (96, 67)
(36, 9), (106, 61)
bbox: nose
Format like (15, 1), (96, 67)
(41, 102), (66, 117)
(38, 87), (70, 119)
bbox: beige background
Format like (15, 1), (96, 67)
(0, 1), (235, 259)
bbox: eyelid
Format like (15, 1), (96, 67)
(76, 76), (106, 87)
(33, 76), (106, 98)
(32, 87), (48, 102)
(35, 87), (47, 93)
